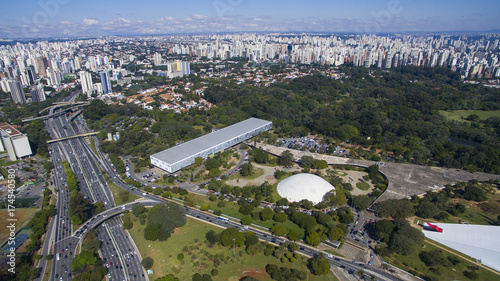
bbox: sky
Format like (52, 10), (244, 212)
(0, 0), (499, 38)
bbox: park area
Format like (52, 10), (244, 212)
(0, 208), (38, 245)
(127, 214), (336, 281)
(439, 109), (500, 123)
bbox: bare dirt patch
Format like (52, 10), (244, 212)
(241, 268), (268, 280)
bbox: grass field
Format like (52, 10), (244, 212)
(356, 182), (371, 191)
(384, 240), (500, 281)
(229, 168), (265, 180)
(87, 137), (98, 156)
(109, 179), (140, 206)
(437, 195), (500, 226)
(0, 159), (19, 167)
(127, 215), (336, 281)
(42, 259), (52, 281)
(439, 110), (500, 123)
(0, 208), (38, 245)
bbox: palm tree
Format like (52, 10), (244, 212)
(358, 269), (365, 280)
(370, 274), (376, 281)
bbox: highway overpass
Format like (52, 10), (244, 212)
(46, 132), (99, 144)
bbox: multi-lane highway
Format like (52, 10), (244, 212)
(39, 95), (148, 281)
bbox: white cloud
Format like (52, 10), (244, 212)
(117, 18), (133, 23)
(83, 18), (99, 25)
(192, 14), (208, 19)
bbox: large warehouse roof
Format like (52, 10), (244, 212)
(422, 223), (500, 272)
(277, 173), (335, 204)
(151, 118), (272, 165)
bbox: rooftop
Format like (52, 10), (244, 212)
(151, 118), (272, 165)
(277, 173), (335, 204)
(0, 122), (22, 137)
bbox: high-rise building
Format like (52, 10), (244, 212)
(8, 80), (26, 104)
(34, 56), (49, 76)
(94, 83), (103, 95)
(0, 79), (10, 93)
(79, 71), (93, 97)
(26, 66), (36, 84)
(31, 83), (45, 102)
(154, 52), (162, 65)
(181, 61), (191, 75)
(46, 67), (62, 86)
(75, 57), (82, 70)
(99, 71), (112, 94)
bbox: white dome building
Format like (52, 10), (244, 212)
(277, 173), (335, 204)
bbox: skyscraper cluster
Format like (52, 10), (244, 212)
(149, 33), (500, 79)
(0, 33), (499, 105)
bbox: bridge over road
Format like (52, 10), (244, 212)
(73, 199), (160, 238)
(256, 143), (500, 202)
(46, 131), (99, 144)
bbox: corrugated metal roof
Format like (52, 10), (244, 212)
(151, 117), (271, 164)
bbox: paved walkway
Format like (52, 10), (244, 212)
(255, 143), (500, 202)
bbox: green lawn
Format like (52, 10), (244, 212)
(439, 110), (500, 123)
(229, 168), (265, 180)
(0, 159), (20, 167)
(87, 137), (98, 157)
(42, 259), (52, 281)
(127, 215), (336, 281)
(439, 197), (499, 226)
(356, 182), (370, 191)
(106, 175), (140, 205)
(384, 241), (500, 281)
(0, 208), (38, 244)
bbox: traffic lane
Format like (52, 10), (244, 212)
(107, 217), (145, 280)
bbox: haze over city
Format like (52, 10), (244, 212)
(1, 0), (500, 38)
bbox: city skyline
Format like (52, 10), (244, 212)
(0, 0), (499, 38)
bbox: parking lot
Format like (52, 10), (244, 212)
(278, 137), (330, 153)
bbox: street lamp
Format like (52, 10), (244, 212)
(232, 238), (236, 258)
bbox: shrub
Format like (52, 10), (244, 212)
(141, 257), (154, 269)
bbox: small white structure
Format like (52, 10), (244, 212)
(277, 173), (335, 204)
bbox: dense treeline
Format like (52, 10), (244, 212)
(21, 120), (51, 157)
(143, 203), (186, 241)
(373, 179), (498, 223)
(204, 67), (500, 174)
(84, 99), (248, 161)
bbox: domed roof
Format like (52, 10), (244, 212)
(277, 173), (335, 204)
